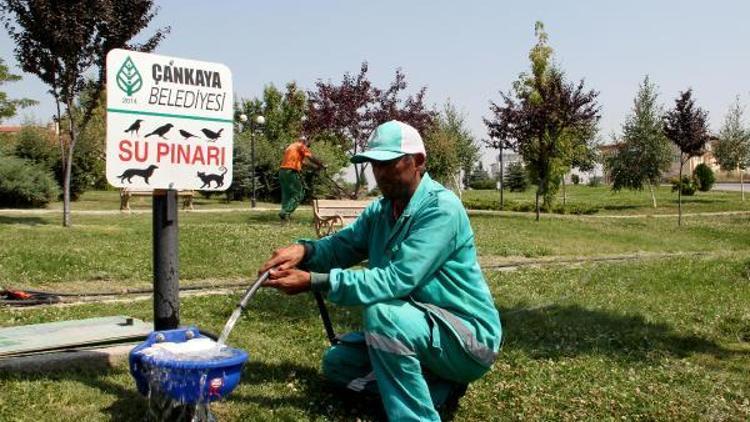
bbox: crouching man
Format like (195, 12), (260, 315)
(260, 120), (502, 421)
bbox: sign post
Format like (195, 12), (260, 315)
(106, 49), (234, 330)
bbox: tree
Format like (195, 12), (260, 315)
(663, 89), (710, 226)
(423, 101), (479, 195)
(713, 97), (750, 201)
(607, 76), (672, 207)
(504, 161), (528, 192)
(1, 0), (169, 226)
(305, 62), (435, 195)
(0, 58), (36, 122)
(467, 161), (495, 190)
(485, 22), (600, 220)
(234, 83), (349, 202)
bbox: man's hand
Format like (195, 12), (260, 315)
(259, 244), (306, 274)
(263, 268), (311, 295)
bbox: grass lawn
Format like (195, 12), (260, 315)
(1, 209), (749, 290)
(462, 185), (750, 216)
(0, 189), (748, 419)
(0, 256), (747, 420)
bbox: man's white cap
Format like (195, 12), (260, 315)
(351, 120), (426, 163)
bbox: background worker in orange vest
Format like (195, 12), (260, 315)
(278, 136), (325, 221)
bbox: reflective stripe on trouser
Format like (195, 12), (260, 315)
(321, 300), (489, 421)
(279, 168), (303, 217)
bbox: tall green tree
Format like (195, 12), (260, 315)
(423, 101), (478, 195)
(1, 0), (169, 226)
(485, 22), (600, 220)
(713, 97), (750, 201)
(607, 76), (672, 207)
(663, 89), (711, 226)
(0, 58), (36, 122)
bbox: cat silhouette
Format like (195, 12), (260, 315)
(117, 165), (158, 184)
(197, 166), (228, 189)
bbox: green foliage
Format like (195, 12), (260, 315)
(423, 101), (478, 190)
(693, 163), (715, 192)
(231, 83), (349, 202)
(671, 176), (696, 196)
(504, 162), (529, 192)
(0, 155), (60, 207)
(713, 97), (750, 172)
(13, 124), (58, 169)
(607, 76), (672, 192)
(0, 58), (37, 123)
(587, 176), (603, 187)
(570, 174), (580, 185)
(467, 162), (496, 190)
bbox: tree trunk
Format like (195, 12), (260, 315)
(63, 99), (78, 227)
(678, 156), (683, 227)
(535, 189), (540, 222)
(648, 182), (657, 208)
(562, 177), (567, 208)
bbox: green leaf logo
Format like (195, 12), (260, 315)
(116, 56), (143, 96)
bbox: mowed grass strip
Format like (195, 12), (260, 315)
(0, 256), (747, 420)
(1, 209), (749, 289)
(463, 185), (750, 216)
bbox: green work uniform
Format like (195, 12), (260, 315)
(278, 168), (304, 219)
(301, 173), (502, 421)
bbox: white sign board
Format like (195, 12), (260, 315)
(106, 49), (233, 190)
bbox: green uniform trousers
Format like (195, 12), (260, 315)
(278, 168), (304, 218)
(322, 299), (489, 421)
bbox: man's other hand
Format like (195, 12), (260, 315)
(263, 268), (311, 295)
(259, 244), (306, 273)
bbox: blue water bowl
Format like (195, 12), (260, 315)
(129, 326), (248, 404)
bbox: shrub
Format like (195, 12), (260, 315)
(693, 163), (715, 192)
(504, 162), (529, 192)
(671, 176), (696, 196)
(0, 156), (60, 208)
(469, 178), (497, 190)
(587, 176), (603, 187)
(571, 174), (581, 185)
(14, 125), (58, 169)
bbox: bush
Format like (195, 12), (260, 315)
(571, 174), (581, 185)
(14, 126), (58, 169)
(671, 176), (696, 196)
(504, 162), (529, 192)
(469, 178), (497, 190)
(693, 163), (715, 192)
(587, 176), (603, 187)
(0, 156), (60, 208)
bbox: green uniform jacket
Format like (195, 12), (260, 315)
(303, 173), (502, 368)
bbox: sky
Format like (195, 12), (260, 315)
(2, 0), (749, 167)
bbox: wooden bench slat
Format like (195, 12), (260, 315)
(312, 198), (371, 238)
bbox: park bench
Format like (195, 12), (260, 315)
(312, 198), (372, 238)
(119, 189), (196, 212)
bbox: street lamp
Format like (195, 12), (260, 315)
(239, 114), (265, 208)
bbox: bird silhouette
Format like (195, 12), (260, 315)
(124, 119), (144, 136)
(179, 129), (198, 140)
(145, 123), (174, 139)
(201, 128), (224, 142)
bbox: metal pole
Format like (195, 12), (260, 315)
(153, 189), (179, 330)
(251, 123), (257, 208)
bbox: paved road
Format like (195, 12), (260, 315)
(714, 182), (746, 192)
